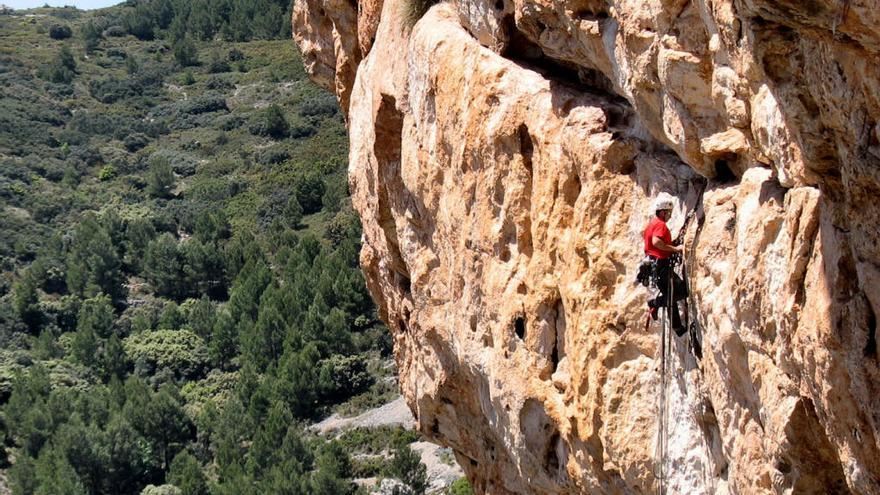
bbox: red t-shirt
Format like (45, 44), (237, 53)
(644, 217), (672, 259)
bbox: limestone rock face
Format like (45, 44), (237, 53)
(292, 1), (880, 493)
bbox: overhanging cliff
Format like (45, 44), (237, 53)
(292, 0), (880, 493)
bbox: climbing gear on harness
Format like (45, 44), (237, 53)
(635, 256), (654, 287)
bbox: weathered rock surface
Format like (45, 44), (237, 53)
(293, 0), (880, 493)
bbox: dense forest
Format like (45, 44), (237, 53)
(0, 2), (471, 494)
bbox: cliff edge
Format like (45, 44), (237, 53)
(292, 0), (880, 493)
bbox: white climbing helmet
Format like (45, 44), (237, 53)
(652, 193), (674, 212)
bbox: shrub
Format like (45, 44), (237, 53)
(152, 95), (228, 119)
(204, 76), (233, 91)
(123, 133), (149, 152)
(103, 25), (127, 37)
(180, 70), (195, 86)
(288, 119), (316, 139)
(217, 115), (244, 131)
(149, 150), (198, 177)
(446, 478), (474, 495)
(98, 164), (117, 181)
(206, 54), (230, 74)
(388, 442), (427, 495)
(124, 329), (209, 380)
(255, 147), (289, 166)
(249, 105), (288, 139)
(39, 46), (77, 84)
(294, 171), (325, 214)
(89, 69), (164, 104)
(299, 93), (338, 117)
(141, 485), (182, 495)
(48, 25), (72, 40)
(227, 48), (245, 61)
(147, 158), (175, 198)
(179, 370), (237, 410)
(173, 38), (199, 67)
(318, 354), (372, 401)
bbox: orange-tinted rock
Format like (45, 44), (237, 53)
(293, 0), (880, 493)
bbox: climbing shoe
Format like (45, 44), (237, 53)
(648, 306), (658, 321)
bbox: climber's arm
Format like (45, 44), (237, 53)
(652, 235), (683, 254)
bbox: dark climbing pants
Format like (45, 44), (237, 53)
(649, 257), (688, 333)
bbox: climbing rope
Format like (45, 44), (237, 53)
(653, 182), (708, 495)
(653, 289), (669, 495)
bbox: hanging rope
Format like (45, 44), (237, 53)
(653, 181), (707, 495)
(654, 290), (669, 495)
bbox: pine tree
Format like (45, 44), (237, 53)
(310, 441), (354, 495)
(227, 260), (271, 324)
(71, 295), (115, 370)
(388, 441), (428, 495)
(246, 402), (292, 475)
(103, 415), (152, 494)
(242, 284), (286, 370)
(77, 295), (114, 339)
(187, 296), (216, 340)
(168, 450), (208, 495)
(124, 217), (157, 273)
(101, 334), (130, 380)
(126, 385), (192, 470)
(66, 212), (126, 305)
(209, 311), (237, 369)
(144, 234), (184, 299)
(173, 37), (199, 67)
(274, 344), (320, 418)
(147, 158), (176, 199)
(33, 444), (88, 495)
(158, 302), (185, 330)
(12, 270), (41, 332)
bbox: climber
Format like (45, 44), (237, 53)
(644, 193), (688, 336)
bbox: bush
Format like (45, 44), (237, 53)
(217, 115), (244, 131)
(299, 93), (338, 117)
(147, 158), (175, 198)
(103, 25), (127, 37)
(288, 119), (316, 139)
(294, 171), (325, 214)
(227, 48), (245, 62)
(124, 329), (209, 380)
(39, 46), (77, 85)
(204, 76), (233, 91)
(149, 150), (198, 177)
(141, 485), (182, 495)
(48, 25), (72, 40)
(446, 478), (474, 495)
(318, 354), (372, 401)
(206, 55), (230, 74)
(123, 133), (150, 152)
(152, 95), (228, 119)
(388, 442), (427, 495)
(173, 38), (199, 67)
(98, 164), (117, 181)
(178, 70), (195, 86)
(255, 147), (289, 166)
(89, 69), (164, 104)
(249, 105), (288, 139)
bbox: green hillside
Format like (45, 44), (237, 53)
(0, 3), (443, 494)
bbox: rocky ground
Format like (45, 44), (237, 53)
(313, 395), (465, 494)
